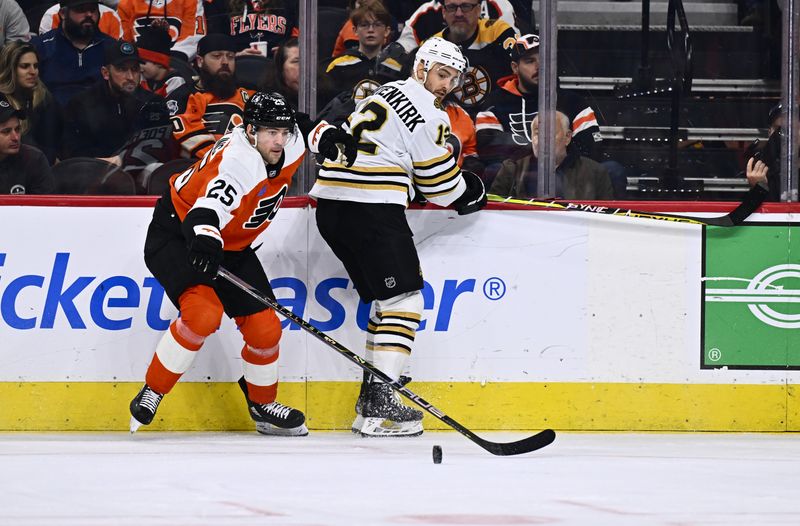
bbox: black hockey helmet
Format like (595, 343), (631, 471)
(244, 91), (296, 130)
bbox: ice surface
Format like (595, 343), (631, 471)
(1, 431), (799, 525)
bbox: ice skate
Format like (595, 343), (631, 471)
(351, 371), (371, 433)
(129, 384), (164, 433)
(355, 380), (423, 437)
(238, 377), (308, 436)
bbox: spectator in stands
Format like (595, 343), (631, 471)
(62, 39), (169, 160)
(321, 1), (403, 106)
(490, 111), (614, 200)
(137, 25), (187, 114)
(331, 0), (397, 58)
(259, 37), (298, 107)
(0, 0), (31, 44)
(38, 0), (123, 38)
(427, 0), (517, 115)
(443, 96), (482, 173)
(207, 0), (299, 56)
(32, 0), (114, 106)
(172, 33), (254, 158)
(117, 0), (206, 60)
(0, 41), (62, 164)
(396, 0), (519, 54)
(743, 102), (783, 201)
(476, 34), (600, 165)
(0, 95), (55, 194)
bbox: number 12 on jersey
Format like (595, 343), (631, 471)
(349, 101), (389, 155)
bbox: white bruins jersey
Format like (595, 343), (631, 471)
(310, 78), (467, 207)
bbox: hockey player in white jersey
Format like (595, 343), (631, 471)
(310, 37), (487, 437)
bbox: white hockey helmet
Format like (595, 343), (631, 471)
(413, 37), (468, 89)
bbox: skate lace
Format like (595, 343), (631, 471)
(259, 401), (292, 419)
(140, 389), (163, 413)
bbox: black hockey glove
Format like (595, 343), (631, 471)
(182, 208), (224, 277)
(318, 126), (358, 167)
(452, 170), (487, 216)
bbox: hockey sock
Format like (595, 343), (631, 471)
(371, 291), (423, 382)
(241, 344), (279, 404)
(145, 318), (204, 394)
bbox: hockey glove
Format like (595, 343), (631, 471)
(317, 125), (358, 167)
(452, 170), (487, 216)
(182, 208), (224, 277)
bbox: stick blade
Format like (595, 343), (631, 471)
(478, 429), (556, 456)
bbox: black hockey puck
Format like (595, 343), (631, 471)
(432, 445), (442, 464)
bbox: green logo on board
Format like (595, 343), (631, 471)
(702, 225), (800, 369)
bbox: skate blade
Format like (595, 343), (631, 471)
(358, 417), (423, 437)
(129, 416), (144, 434)
(255, 421), (309, 437)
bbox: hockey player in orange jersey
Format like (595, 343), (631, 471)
(130, 91), (357, 435)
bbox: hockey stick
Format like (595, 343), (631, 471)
(217, 266), (556, 456)
(487, 183), (768, 227)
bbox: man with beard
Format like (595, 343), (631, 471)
(62, 39), (170, 160)
(172, 33), (255, 159)
(424, 0), (517, 115)
(32, 0), (115, 106)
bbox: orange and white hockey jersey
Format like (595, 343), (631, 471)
(171, 87), (255, 158)
(118, 0), (205, 43)
(39, 3), (123, 38)
(170, 125), (305, 251)
(445, 102), (477, 166)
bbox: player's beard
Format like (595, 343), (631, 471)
(63, 14), (97, 41)
(199, 68), (237, 99)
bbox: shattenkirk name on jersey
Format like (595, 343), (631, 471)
(373, 84), (426, 132)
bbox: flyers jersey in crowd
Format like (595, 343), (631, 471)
(169, 125), (304, 251)
(118, 0), (205, 43)
(39, 3), (123, 38)
(172, 87), (255, 158)
(444, 102), (477, 166)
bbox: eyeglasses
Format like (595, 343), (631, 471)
(443, 2), (479, 13)
(357, 21), (387, 29)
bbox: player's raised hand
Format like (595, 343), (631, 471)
(319, 126), (358, 167)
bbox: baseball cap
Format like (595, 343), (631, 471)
(0, 94), (24, 123)
(137, 27), (172, 68)
(197, 34), (237, 56)
(512, 33), (540, 61)
(104, 39), (140, 67)
(60, 0), (99, 8)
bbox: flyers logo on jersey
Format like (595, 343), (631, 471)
(133, 16), (183, 41)
(243, 185), (288, 229)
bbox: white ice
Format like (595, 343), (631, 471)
(1, 431), (799, 525)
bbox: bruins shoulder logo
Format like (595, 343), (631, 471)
(452, 65), (489, 107)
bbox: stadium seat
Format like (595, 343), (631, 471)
(235, 55), (273, 90)
(146, 158), (196, 195)
(318, 7), (350, 58)
(53, 158), (137, 195)
(170, 55), (196, 86)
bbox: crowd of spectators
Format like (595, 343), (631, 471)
(0, 0), (778, 199)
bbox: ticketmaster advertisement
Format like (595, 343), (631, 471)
(703, 224), (800, 369)
(2, 202), (800, 431)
